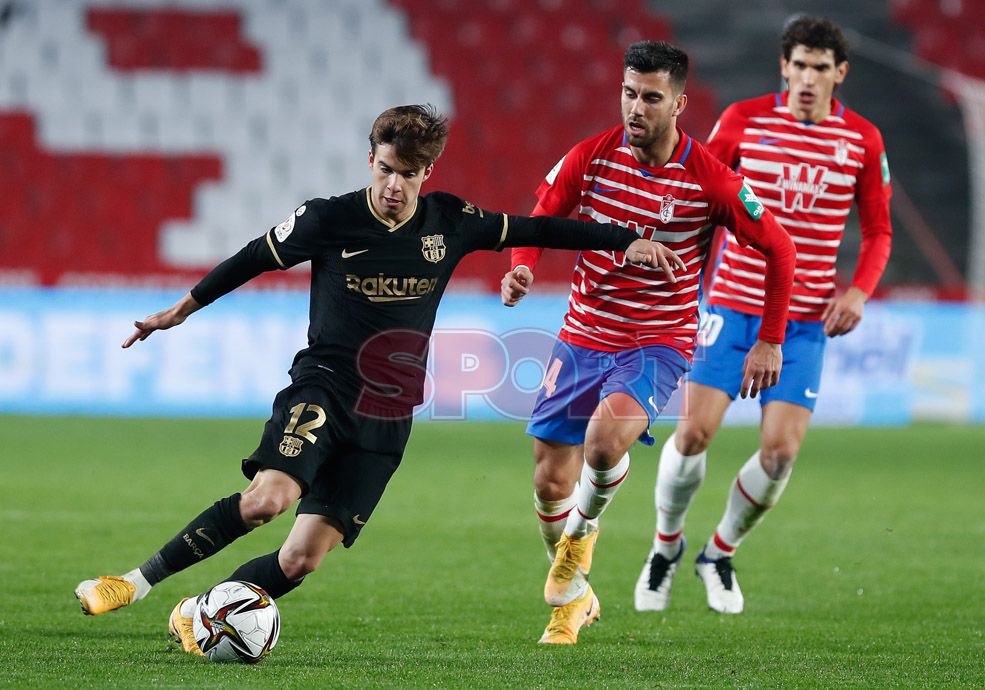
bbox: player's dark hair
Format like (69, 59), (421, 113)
(623, 40), (688, 93)
(782, 16), (849, 65)
(369, 104), (449, 170)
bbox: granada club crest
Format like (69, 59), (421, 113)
(421, 235), (446, 263)
(279, 435), (303, 457)
(834, 138), (849, 166)
(659, 194), (676, 223)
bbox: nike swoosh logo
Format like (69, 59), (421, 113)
(194, 528), (215, 546)
(758, 137), (782, 145)
(804, 388), (819, 399)
(352, 514), (367, 525)
(316, 364), (335, 373)
(341, 248), (369, 258)
(593, 183), (619, 193)
(647, 396), (660, 412)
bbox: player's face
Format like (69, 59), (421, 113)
(367, 144), (433, 222)
(621, 68), (686, 152)
(781, 45), (848, 122)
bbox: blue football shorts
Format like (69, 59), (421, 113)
(526, 340), (689, 447)
(689, 304), (826, 411)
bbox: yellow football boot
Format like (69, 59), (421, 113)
(544, 530), (598, 606)
(74, 576), (136, 616)
(538, 586), (601, 645)
(168, 597), (204, 656)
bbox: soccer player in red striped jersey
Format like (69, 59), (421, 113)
(636, 17), (893, 615)
(500, 41), (796, 644)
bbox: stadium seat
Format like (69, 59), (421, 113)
(0, 0), (707, 290)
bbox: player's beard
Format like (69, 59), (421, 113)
(625, 118), (668, 150)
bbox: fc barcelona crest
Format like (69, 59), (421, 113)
(421, 234), (446, 263)
(659, 194), (676, 224)
(279, 435), (303, 457)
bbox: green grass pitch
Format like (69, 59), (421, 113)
(1, 416), (983, 688)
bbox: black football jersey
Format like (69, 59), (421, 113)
(267, 188), (513, 408)
(191, 187), (639, 410)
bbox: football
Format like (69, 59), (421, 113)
(192, 580), (280, 663)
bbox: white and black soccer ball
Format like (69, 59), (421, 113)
(192, 580), (280, 663)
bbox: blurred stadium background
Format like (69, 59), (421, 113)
(0, 0), (983, 424)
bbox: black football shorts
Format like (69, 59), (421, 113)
(243, 371), (413, 547)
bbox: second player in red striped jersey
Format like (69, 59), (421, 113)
(636, 16), (893, 618)
(501, 40), (796, 645)
(705, 86), (892, 321)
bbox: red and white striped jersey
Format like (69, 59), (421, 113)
(512, 125), (794, 359)
(705, 91), (893, 320)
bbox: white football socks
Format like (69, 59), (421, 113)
(564, 452), (630, 538)
(654, 435), (706, 558)
(123, 567), (152, 601)
(705, 451), (790, 560)
(534, 490), (577, 561)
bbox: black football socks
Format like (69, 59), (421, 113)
(139, 493), (252, 585)
(226, 550), (303, 599)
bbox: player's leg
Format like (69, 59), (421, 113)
(635, 306), (753, 611)
(76, 376), (333, 616)
(696, 401), (810, 611)
(548, 345), (688, 611)
(544, 392), (645, 608)
(75, 469), (301, 616)
(567, 392), (647, 535)
(525, 341), (603, 610)
(697, 318), (823, 613)
(227, 413), (408, 597)
(533, 438), (584, 562)
(636, 382), (731, 611)
(170, 405), (407, 655)
(169, 512), (345, 655)
(654, 306), (750, 558)
(711, 401), (811, 554)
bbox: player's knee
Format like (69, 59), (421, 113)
(532, 446), (580, 499)
(239, 491), (292, 527)
(583, 437), (628, 469)
(675, 423), (712, 456)
(759, 444), (797, 480)
(278, 545), (324, 580)
(534, 465), (576, 501)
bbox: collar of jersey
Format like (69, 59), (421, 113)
(364, 186), (417, 232)
(621, 126), (691, 175)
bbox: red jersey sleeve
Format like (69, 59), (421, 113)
(851, 123), (893, 296)
(691, 145), (795, 343)
(510, 144), (589, 272)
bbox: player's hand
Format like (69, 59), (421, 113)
(501, 266), (535, 307)
(821, 286), (866, 337)
(627, 239), (687, 282)
(740, 340), (783, 398)
(122, 293), (202, 348)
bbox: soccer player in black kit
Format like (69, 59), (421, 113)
(74, 104), (687, 654)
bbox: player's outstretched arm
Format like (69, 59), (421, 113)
(122, 229), (283, 348)
(122, 292), (203, 348)
(501, 265), (535, 307)
(739, 339), (782, 399)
